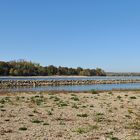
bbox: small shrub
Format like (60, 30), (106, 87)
(108, 92), (113, 95)
(82, 105), (87, 108)
(30, 96), (45, 106)
(105, 131), (119, 140)
(71, 96), (79, 101)
(5, 119), (10, 122)
(117, 96), (122, 99)
(59, 121), (66, 125)
(16, 96), (20, 101)
(0, 105), (4, 108)
(0, 98), (6, 104)
(28, 114), (34, 117)
(130, 96), (137, 99)
(111, 137), (119, 140)
(43, 122), (49, 125)
(31, 119), (43, 124)
(33, 109), (38, 113)
(72, 103), (79, 109)
(75, 127), (86, 134)
(19, 127), (27, 131)
(91, 89), (98, 94)
(1, 109), (6, 112)
(71, 94), (77, 96)
(108, 109), (113, 113)
(125, 115), (131, 119)
(74, 125), (98, 134)
(77, 113), (88, 117)
(47, 110), (53, 115)
(95, 114), (105, 122)
(96, 113), (104, 116)
(125, 122), (140, 130)
(128, 109), (133, 114)
(57, 100), (68, 107)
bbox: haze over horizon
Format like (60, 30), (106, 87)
(1, 0), (140, 72)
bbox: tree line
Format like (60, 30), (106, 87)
(0, 60), (106, 76)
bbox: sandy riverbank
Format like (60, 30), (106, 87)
(0, 91), (140, 140)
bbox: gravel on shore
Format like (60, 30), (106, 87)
(0, 91), (140, 140)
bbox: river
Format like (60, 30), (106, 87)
(0, 76), (140, 92)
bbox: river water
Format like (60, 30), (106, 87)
(1, 76), (140, 81)
(0, 76), (140, 92)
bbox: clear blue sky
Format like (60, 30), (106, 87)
(0, 0), (140, 72)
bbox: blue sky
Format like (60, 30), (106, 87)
(0, 0), (140, 72)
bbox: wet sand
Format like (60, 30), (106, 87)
(0, 91), (140, 140)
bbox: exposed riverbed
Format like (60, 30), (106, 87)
(0, 76), (140, 92)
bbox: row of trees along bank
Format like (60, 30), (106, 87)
(0, 60), (106, 76)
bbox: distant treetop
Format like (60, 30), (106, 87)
(0, 60), (106, 76)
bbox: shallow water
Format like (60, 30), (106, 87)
(0, 83), (140, 92)
(1, 76), (140, 92)
(1, 76), (140, 81)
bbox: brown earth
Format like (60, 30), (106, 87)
(0, 91), (140, 140)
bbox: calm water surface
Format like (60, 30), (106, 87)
(0, 76), (140, 92)
(1, 76), (140, 81)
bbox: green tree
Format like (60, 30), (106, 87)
(46, 65), (57, 76)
